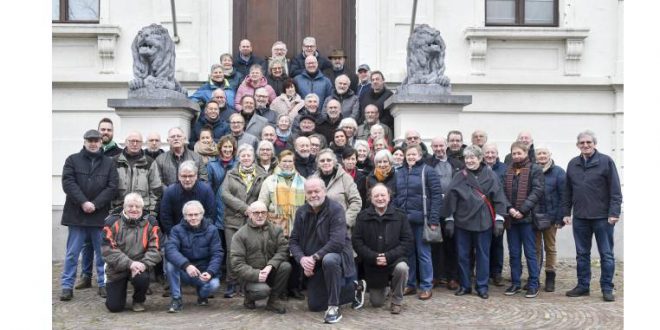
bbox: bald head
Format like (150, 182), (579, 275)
(517, 131), (533, 147)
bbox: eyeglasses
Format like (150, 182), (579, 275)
(271, 67), (283, 71)
(251, 211), (267, 217)
(255, 94), (269, 98)
(185, 212), (202, 217)
(169, 135), (183, 139)
(126, 139), (142, 144)
(319, 158), (333, 163)
(180, 174), (196, 179)
(578, 141), (594, 145)
(303, 45), (315, 48)
(311, 143), (321, 147)
(147, 139), (160, 142)
(230, 121), (244, 125)
(407, 136), (420, 141)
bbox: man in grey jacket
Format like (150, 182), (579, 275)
(155, 127), (208, 187)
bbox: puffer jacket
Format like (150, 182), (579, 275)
(289, 51), (332, 78)
(293, 70), (333, 105)
(159, 181), (216, 235)
(165, 218), (223, 278)
(393, 159), (442, 226)
(221, 166), (268, 229)
(540, 160), (566, 224)
(155, 149), (208, 187)
(111, 150), (162, 213)
(313, 166), (362, 228)
(188, 80), (236, 112)
(230, 218), (289, 283)
(102, 212), (162, 282)
(322, 89), (360, 120)
(503, 160), (545, 224)
(234, 76), (277, 111)
(61, 148), (118, 227)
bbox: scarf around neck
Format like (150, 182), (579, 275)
(272, 169), (306, 236)
(504, 158), (532, 210)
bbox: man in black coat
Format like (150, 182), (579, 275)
(233, 39), (267, 76)
(59, 129), (118, 301)
(353, 184), (413, 314)
(289, 36), (332, 78)
(289, 177), (364, 324)
(323, 49), (358, 93)
(357, 71), (394, 131)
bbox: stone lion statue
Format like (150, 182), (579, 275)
(128, 24), (186, 98)
(402, 24), (450, 87)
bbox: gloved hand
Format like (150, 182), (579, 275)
(494, 221), (504, 237)
(444, 221), (454, 238)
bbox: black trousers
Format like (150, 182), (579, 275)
(105, 271), (150, 313)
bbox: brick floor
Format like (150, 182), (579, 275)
(52, 259), (623, 329)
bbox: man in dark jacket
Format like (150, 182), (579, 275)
(322, 75), (360, 120)
(446, 130), (467, 166)
(293, 56), (333, 104)
(316, 99), (344, 143)
(254, 87), (278, 125)
(289, 177), (364, 324)
(231, 201), (290, 314)
(293, 136), (316, 178)
(323, 49), (358, 93)
(189, 101), (230, 147)
(357, 71), (394, 131)
(59, 129), (118, 301)
(353, 184), (413, 314)
(144, 132), (165, 160)
(289, 36), (332, 78)
(482, 142), (507, 286)
(562, 130), (622, 302)
(102, 193), (162, 313)
(233, 39), (266, 76)
(165, 201), (223, 312)
(356, 64), (372, 97)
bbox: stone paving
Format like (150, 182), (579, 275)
(52, 259), (623, 329)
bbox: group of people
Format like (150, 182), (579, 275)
(57, 35), (622, 324)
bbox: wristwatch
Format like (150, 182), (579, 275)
(312, 253), (321, 261)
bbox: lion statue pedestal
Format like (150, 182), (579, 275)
(385, 24), (472, 142)
(108, 24), (199, 144)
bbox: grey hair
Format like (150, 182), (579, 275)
(182, 200), (205, 216)
(371, 124), (385, 133)
(374, 149), (394, 164)
(316, 148), (338, 167)
(482, 143), (499, 153)
(338, 117), (358, 130)
(577, 130), (597, 144)
(210, 63), (223, 73)
(178, 160), (198, 175)
(304, 93), (319, 103)
(463, 145), (484, 160)
(123, 192), (145, 208)
(302, 36), (316, 46)
(237, 143), (255, 158)
(268, 57), (286, 71)
(257, 140), (274, 153)
(354, 139), (371, 157)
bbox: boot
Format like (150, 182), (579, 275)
(74, 275), (92, 290)
(544, 271), (556, 292)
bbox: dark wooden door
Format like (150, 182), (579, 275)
(233, 0), (356, 73)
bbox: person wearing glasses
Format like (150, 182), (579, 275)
(231, 201), (290, 314)
(403, 130), (431, 160)
(289, 36), (332, 78)
(228, 113), (259, 151)
(266, 58), (289, 96)
(154, 127), (208, 188)
(235, 64), (277, 111)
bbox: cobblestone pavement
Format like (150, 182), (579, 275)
(52, 259), (623, 329)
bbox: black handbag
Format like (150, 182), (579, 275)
(421, 165), (443, 243)
(533, 213), (552, 231)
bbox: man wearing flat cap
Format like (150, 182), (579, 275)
(356, 64), (372, 98)
(323, 49), (358, 94)
(59, 129), (119, 301)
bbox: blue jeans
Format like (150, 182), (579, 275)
(455, 226), (491, 294)
(507, 223), (539, 289)
(572, 218), (615, 292)
(61, 226), (105, 289)
(80, 240), (94, 277)
(166, 262), (220, 299)
(406, 224), (433, 291)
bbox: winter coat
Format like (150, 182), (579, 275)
(363, 168), (397, 209)
(322, 67), (359, 95)
(293, 71), (333, 106)
(165, 218), (223, 278)
(234, 132), (259, 151)
(159, 181), (216, 235)
(541, 161), (566, 224)
(294, 152), (316, 178)
(358, 87), (394, 129)
(230, 219), (289, 283)
(221, 166), (268, 230)
(270, 93), (305, 122)
(490, 158), (507, 184)
(289, 198), (356, 278)
(111, 150), (162, 213)
(207, 157), (226, 229)
(315, 114), (343, 144)
(356, 122), (393, 142)
(504, 144), (537, 165)
(503, 161), (545, 224)
(292, 107), (324, 134)
(188, 80), (236, 112)
(256, 156), (279, 176)
(393, 159), (442, 226)
(225, 70), (244, 92)
(103, 142), (123, 157)
(155, 149), (208, 187)
(190, 115), (230, 146)
(289, 51), (332, 78)
(562, 150), (622, 219)
(256, 107), (278, 126)
(234, 76), (277, 111)
(244, 113), (270, 138)
(233, 54), (267, 77)
(61, 148), (118, 227)
(352, 205), (413, 288)
(442, 165), (508, 231)
(313, 166), (363, 228)
(102, 213), (162, 282)
(267, 74), (289, 96)
(322, 89), (360, 120)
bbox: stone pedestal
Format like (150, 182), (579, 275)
(108, 98), (200, 142)
(385, 84), (472, 140)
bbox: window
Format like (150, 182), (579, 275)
(52, 0), (99, 23)
(486, 0), (557, 26)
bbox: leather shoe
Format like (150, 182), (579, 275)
(566, 286), (590, 297)
(454, 287), (472, 296)
(446, 280), (459, 290)
(403, 287), (417, 296)
(603, 291), (615, 302)
(418, 290), (432, 300)
(491, 275), (504, 287)
(477, 291), (489, 299)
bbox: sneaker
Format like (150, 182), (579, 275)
(525, 287), (539, 298)
(98, 287), (107, 298)
(60, 288), (73, 301)
(197, 297), (209, 306)
(74, 275), (92, 290)
(504, 285), (522, 296)
(603, 291), (615, 302)
(566, 286), (590, 297)
(390, 303), (402, 314)
(132, 302), (146, 312)
(168, 298), (183, 313)
(352, 279), (366, 309)
(243, 297), (256, 309)
(324, 305), (342, 324)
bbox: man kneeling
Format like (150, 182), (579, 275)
(231, 201), (290, 314)
(165, 201), (223, 312)
(289, 177), (365, 324)
(352, 184), (413, 314)
(102, 193), (162, 312)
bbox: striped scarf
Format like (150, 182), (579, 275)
(504, 158), (531, 210)
(272, 169), (306, 236)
